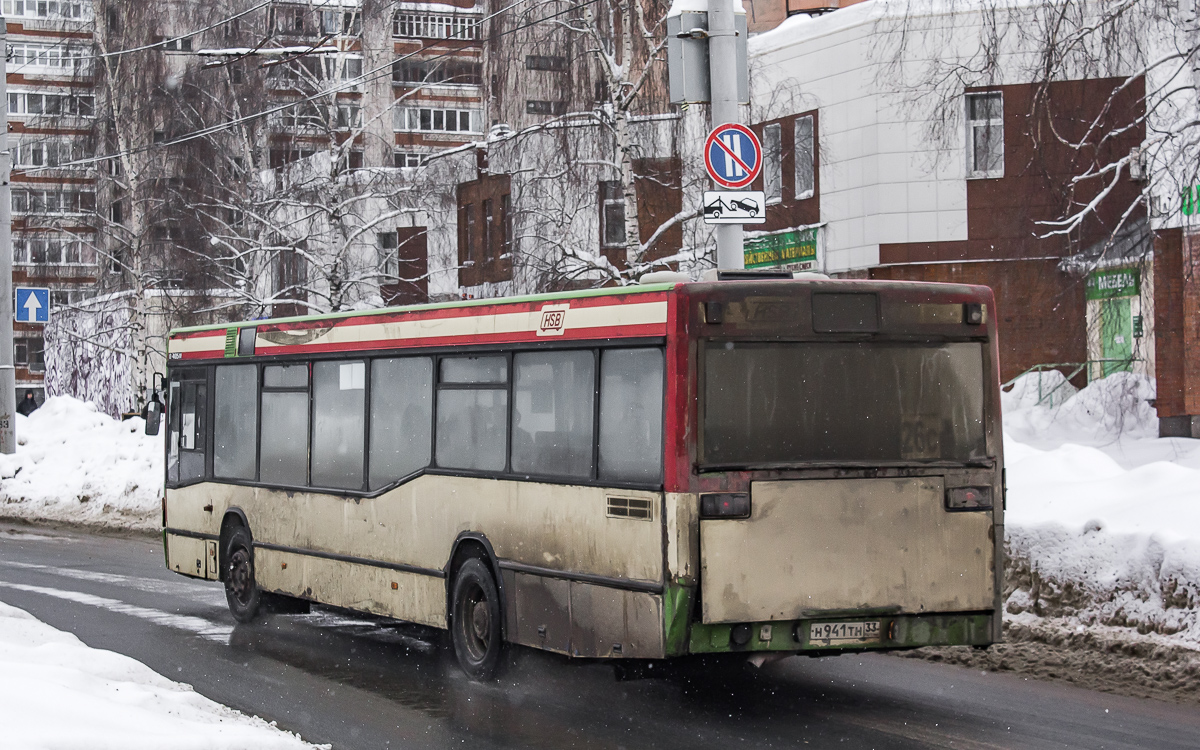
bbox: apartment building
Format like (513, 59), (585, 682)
(4, 0), (98, 406)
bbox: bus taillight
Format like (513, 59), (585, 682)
(700, 492), (750, 519)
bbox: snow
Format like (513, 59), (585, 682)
(1002, 372), (1200, 649)
(0, 599), (326, 750)
(0, 396), (163, 530)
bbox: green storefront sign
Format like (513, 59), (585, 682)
(744, 227), (818, 270)
(1085, 267), (1140, 300)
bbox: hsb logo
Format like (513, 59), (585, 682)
(537, 304), (569, 336)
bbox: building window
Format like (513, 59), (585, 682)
(393, 60), (482, 86)
(7, 91), (95, 118)
(394, 151), (428, 168)
(321, 10), (361, 36)
(2, 1), (87, 19)
(10, 189), (95, 215)
(501, 193), (512, 256)
(8, 42), (90, 73)
(13, 236), (96, 265)
(525, 55), (566, 71)
(393, 12), (479, 40)
(600, 181), (625, 249)
(378, 231), (399, 277)
(335, 104), (361, 130)
(14, 337), (44, 373)
(155, 36), (193, 52)
(763, 122), (782, 205)
(482, 199), (495, 262)
(394, 107), (478, 133)
(525, 100), (564, 116)
(794, 115), (814, 199)
(462, 203), (476, 264)
(275, 246), (308, 315)
(13, 139), (84, 168)
(966, 92), (1003, 179)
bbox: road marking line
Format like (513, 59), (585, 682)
(0, 580), (234, 644)
(0, 560), (226, 605)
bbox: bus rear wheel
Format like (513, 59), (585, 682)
(223, 526), (262, 623)
(450, 558), (504, 681)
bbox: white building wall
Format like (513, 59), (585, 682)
(747, 0), (1151, 273)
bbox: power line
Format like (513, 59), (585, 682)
(4, 0), (274, 77)
(16, 0), (601, 175)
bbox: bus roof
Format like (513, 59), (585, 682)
(169, 282), (680, 337)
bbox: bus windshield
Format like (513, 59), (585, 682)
(703, 341), (987, 467)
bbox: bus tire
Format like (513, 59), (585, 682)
(223, 526), (262, 623)
(450, 558), (504, 681)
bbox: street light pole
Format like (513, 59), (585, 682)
(707, 0), (744, 270)
(0, 16), (15, 453)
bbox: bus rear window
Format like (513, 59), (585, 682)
(703, 342), (986, 466)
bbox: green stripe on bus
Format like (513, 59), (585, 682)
(169, 283), (680, 337)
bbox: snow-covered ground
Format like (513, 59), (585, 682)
(1002, 372), (1200, 650)
(0, 397), (162, 530)
(1, 381), (1198, 652)
(0, 599), (324, 749)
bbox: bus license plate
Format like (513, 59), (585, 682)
(809, 620), (882, 646)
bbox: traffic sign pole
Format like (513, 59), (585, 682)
(708, 0), (744, 269)
(0, 15), (16, 454)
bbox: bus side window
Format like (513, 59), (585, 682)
(436, 355), (508, 472)
(312, 360), (367, 490)
(598, 349), (664, 483)
(511, 350), (595, 479)
(369, 357), (432, 489)
(214, 364), (257, 480)
(261, 364), (310, 486)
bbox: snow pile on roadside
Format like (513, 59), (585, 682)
(0, 396), (163, 530)
(1003, 372), (1200, 650)
(0, 599), (326, 750)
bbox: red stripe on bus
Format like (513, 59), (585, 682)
(176, 322), (668, 359)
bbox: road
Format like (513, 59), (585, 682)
(0, 521), (1197, 750)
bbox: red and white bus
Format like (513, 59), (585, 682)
(160, 277), (1003, 679)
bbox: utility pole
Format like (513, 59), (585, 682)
(708, 0), (743, 270)
(0, 15), (16, 454)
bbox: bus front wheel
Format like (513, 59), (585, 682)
(450, 558), (504, 681)
(224, 526), (262, 623)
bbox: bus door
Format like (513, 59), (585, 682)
(167, 370), (209, 486)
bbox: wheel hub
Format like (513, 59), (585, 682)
(471, 600), (490, 642)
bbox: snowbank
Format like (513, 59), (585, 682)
(0, 396), (163, 530)
(0, 599), (325, 750)
(1002, 372), (1200, 649)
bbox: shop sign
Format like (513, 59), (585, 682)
(744, 227), (818, 270)
(1085, 267), (1140, 300)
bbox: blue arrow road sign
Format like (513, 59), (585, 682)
(704, 123), (763, 189)
(16, 287), (50, 323)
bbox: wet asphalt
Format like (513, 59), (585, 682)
(0, 521), (1197, 750)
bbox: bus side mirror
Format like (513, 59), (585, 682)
(145, 374), (164, 436)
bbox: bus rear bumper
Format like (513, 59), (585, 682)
(683, 611), (997, 656)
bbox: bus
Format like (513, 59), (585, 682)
(158, 277), (1003, 680)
